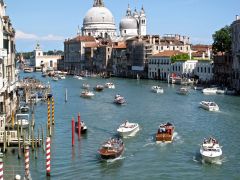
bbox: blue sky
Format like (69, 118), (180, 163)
(5, 0), (239, 52)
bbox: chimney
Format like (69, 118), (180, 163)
(236, 15), (239, 20)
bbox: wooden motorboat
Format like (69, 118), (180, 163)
(98, 138), (124, 159)
(75, 121), (87, 134)
(156, 122), (174, 143)
(94, 85), (104, 92)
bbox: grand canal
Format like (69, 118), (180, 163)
(3, 73), (240, 180)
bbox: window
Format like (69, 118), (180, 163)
(50, 60), (53, 67)
(124, 30), (126, 33)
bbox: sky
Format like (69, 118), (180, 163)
(4, 0), (240, 52)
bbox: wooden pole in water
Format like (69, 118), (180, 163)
(11, 111), (15, 129)
(65, 88), (67, 102)
(77, 113), (81, 140)
(72, 118), (75, 146)
(17, 120), (21, 159)
(28, 122), (31, 145)
(47, 98), (51, 137)
(23, 131), (26, 153)
(42, 125), (45, 151)
(31, 126), (34, 151)
(51, 97), (55, 125)
(38, 128), (40, 147)
(20, 119), (23, 137)
(35, 138), (38, 159)
(3, 128), (6, 153)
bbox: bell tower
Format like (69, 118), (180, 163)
(93, 0), (104, 7)
(139, 6), (147, 36)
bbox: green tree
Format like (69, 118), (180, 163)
(212, 25), (231, 54)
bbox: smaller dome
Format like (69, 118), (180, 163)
(120, 16), (138, 30)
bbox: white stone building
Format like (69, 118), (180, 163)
(0, 0), (18, 121)
(231, 15), (240, 92)
(82, 0), (117, 39)
(194, 60), (213, 82)
(31, 43), (61, 71)
(119, 5), (146, 38)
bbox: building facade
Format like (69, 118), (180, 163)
(0, 0), (18, 121)
(31, 43), (62, 71)
(231, 15), (240, 92)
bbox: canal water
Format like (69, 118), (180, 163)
(3, 73), (240, 180)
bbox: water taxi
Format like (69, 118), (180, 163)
(98, 138), (124, 160)
(114, 94), (126, 105)
(117, 121), (139, 138)
(177, 87), (189, 95)
(94, 85), (104, 92)
(82, 83), (90, 89)
(200, 137), (222, 163)
(202, 88), (217, 94)
(156, 122), (174, 143)
(199, 101), (219, 111)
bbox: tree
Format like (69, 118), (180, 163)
(212, 25), (231, 54)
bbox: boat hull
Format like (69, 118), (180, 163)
(200, 154), (222, 163)
(99, 147), (124, 160)
(117, 125), (139, 137)
(156, 134), (173, 143)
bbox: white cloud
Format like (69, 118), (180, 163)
(16, 30), (65, 41)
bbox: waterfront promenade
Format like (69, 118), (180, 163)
(3, 72), (240, 179)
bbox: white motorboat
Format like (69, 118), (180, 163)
(15, 114), (30, 129)
(199, 101), (219, 111)
(151, 86), (164, 93)
(114, 94), (126, 105)
(105, 82), (115, 89)
(200, 137), (222, 163)
(58, 75), (66, 79)
(73, 75), (83, 80)
(80, 90), (94, 98)
(202, 88), (217, 94)
(52, 77), (58, 81)
(177, 87), (189, 95)
(117, 121), (140, 137)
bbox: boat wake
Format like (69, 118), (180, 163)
(173, 132), (184, 144)
(193, 153), (226, 165)
(104, 156), (125, 163)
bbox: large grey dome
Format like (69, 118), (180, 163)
(120, 16), (138, 29)
(83, 7), (115, 25)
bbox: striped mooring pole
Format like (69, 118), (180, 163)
(0, 153), (3, 180)
(46, 137), (51, 176)
(77, 113), (81, 140)
(24, 144), (31, 179)
(51, 97), (55, 125)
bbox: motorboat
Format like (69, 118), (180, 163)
(52, 77), (58, 81)
(156, 122), (175, 143)
(202, 88), (217, 94)
(177, 87), (189, 95)
(98, 138), (124, 160)
(75, 121), (87, 134)
(193, 86), (204, 90)
(216, 89), (226, 94)
(23, 67), (34, 73)
(151, 86), (164, 93)
(200, 137), (222, 163)
(94, 85), (104, 92)
(73, 75), (83, 80)
(19, 105), (30, 113)
(80, 90), (94, 98)
(117, 121), (140, 137)
(15, 114), (30, 129)
(199, 101), (219, 111)
(114, 94), (126, 105)
(105, 82), (115, 89)
(82, 83), (90, 89)
(58, 74), (66, 79)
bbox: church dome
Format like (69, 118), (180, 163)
(83, 6), (115, 25)
(120, 16), (138, 30)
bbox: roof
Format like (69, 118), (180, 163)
(151, 50), (186, 57)
(113, 42), (126, 49)
(65, 36), (96, 43)
(84, 42), (98, 48)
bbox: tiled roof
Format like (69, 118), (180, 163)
(65, 36), (96, 43)
(84, 42), (98, 48)
(151, 50), (186, 57)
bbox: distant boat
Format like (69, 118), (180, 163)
(151, 86), (164, 93)
(105, 82), (115, 89)
(75, 121), (87, 134)
(94, 85), (104, 92)
(24, 67), (34, 73)
(15, 114), (30, 129)
(199, 101), (219, 111)
(177, 87), (189, 95)
(117, 120), (139, 138)
(114, 94), (126, 105)
(156, 122), (175, 143)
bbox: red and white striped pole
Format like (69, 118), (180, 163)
(0, 153), (3, 180)
(77, 113), (81, 140)
(46, 137), (51, 176)
(24, 144), (30, 179)
(72, 118), (75, 146)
